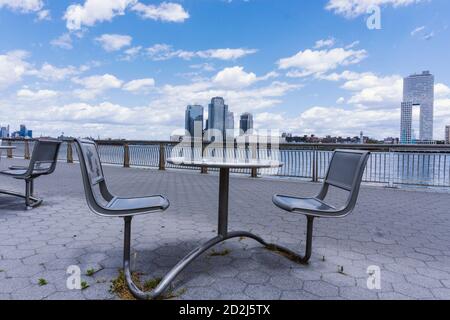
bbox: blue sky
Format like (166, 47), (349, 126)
(0, 0), (449, 140)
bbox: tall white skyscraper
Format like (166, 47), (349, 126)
(400, 102), (413, 144)
(401, 71), (435, 143)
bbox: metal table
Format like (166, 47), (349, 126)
(146, 157), (285, 297)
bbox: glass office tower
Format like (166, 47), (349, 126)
(402, 71), (435, 142)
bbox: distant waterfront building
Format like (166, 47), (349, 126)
(400, 71), (435, 143)
(226, 111), (234, 132)
(207, 97), (229, 140)
(0, 125), (9, 138)
(12, 124), (33, 138)
(185, 105), (204, 138)
(446, 125), (450, 144)
(240, 113), (254, 134)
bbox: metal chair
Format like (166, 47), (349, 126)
(0, 139), (61, 208)
(272, 149), (370, 264)
(74, 139), (170, 299)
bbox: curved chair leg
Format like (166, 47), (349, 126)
(122, 217), (269, 300)
(265, 216), (314, 264)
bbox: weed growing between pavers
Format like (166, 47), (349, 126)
(81, 281), (90, 290)
(110, 270), (186, 300)
(38, 278), (48, 286)
(264, 245), (309, 265)
(209, 249), (231, 257)
(86, 268), (98, 276)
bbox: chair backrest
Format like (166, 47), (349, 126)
(29, 139), (62, 175)
(74, 139), (114, 216)
(319, 149), (370, 216)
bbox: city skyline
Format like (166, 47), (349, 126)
(0, 1), (449, 140)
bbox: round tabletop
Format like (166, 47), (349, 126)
(167, 157), (283, 169)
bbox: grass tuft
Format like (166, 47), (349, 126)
(38, 278), (48, 286)
(81, 281), (90, 290)
(86, 268), (96, 277)
(209, 249), (230, 257)
(110, 270), (185, 300)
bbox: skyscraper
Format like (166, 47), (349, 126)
(0, 125), (9, 138)
(240, 113), (254, 134)
(207, 97), (228, 139)
(446, 125), (450, 144)
(400, 102), (413, 144)
(185, 105), (204, 138)
(226, 111), (234, 131)
(401, 71), (435, 143)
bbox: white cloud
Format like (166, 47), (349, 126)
(131, 1), (189, 22)
(278, 47), (367, 77)
(0, 50), (30, 89)
(254, 106), (400, 139)
(212, 66), (278, 89)
(197, 48), (258, 60)
(123, 78), (155, 92)
(72, 74), (123, 99)
(28, 63), (82, 81)
(17, 88), (58, 100)
(314, 38), (335, 49)
(120, 46), (142, 61)
(146, 44), (258, 61)
(50, 33), (73, 50)
(36, 9), (50, 20)
(190, 63), (215, 72)
(95, 34), (132, 52)
(0, 0), (43, 12)
(336, 97), (345, 104)
(343, 75), (403, 104)
(64, 0), (137, 31)
(213, 67), (257, 89)
(323, 71), (403, 106)
(435, 83), (450, 98)
(326, 0), (423, 18)
(411, 26), (425, 36)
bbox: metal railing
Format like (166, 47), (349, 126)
(2, 138), (450, 188)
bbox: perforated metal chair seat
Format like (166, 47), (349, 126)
(8, 166), (28, 171)
(1, 168), (50, 177)
(272, 195), (336, 215)
(106, 195), (170, 212)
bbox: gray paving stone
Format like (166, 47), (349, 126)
(303, 281), (339, 298)
(1, 159), (450, 300)
(245, 284), (282, 300)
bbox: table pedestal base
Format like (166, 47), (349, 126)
(122, 167), (306, 300)
(0, 189), (43, 208)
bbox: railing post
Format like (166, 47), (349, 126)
(159, 143), (166, 171)
(7, 140), (13, 158)
(66, 141), (74, 163)
(311, 148), (319, 182)
(201, 142), (208, 174)
(123, 143), (130, 168)
(250, 142), (258, 178)
(388, 149), (396, 188)
(24, 140), (30, 160)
